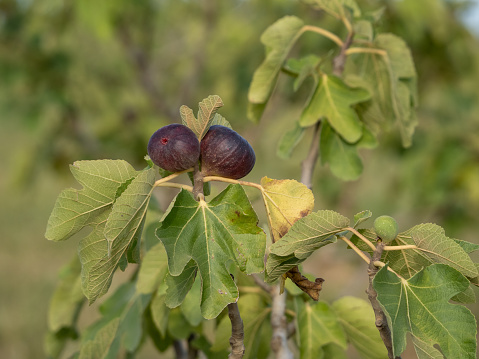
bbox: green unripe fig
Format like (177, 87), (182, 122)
(373, 215), (399, 242)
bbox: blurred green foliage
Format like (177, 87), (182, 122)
(1, 0), (479, 358)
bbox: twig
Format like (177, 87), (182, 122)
(333, 30), (354, 76)
(228, 302), (246, 359)
(366, 242), (401, 359)
(301, 25), (344, 47)
(346, 227), (377, 252)
(252, 273), (273, 294)
(300, 122), (321, 189)
(270, 286), (293, 359)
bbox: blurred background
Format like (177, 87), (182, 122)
(1, 0), (479, 357)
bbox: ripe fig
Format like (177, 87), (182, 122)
(200, 125), (255, 180)
(147, 124), (200, 172)
(373, 215), (399, 242)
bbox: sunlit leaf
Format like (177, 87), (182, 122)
(320, 121), (363, 181)
(46, 160), (137, 241)
(157, 185), (266, 319)
(374, 264), (477, 358)
(301, 74), (369, 143)
(266, 210), (348, 281)
(261, 176), (314, 242)
(332, 296), (388, 359)
(302, 0), (361, 18)
(248, 15), (304, 121)
(353, 210), (372, 228)
(84, 168), (156, 303)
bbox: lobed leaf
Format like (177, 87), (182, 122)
(136, 242), (169, 295)
(83, 168), (156, 303)
(374, 264), (477, 358)
(277, 122), (305, 159)
(165, 260), (198, 308)
(157, 185), (266, 319)
(248, 16), (304, 120)
(303, 0), (361, 18)
(266, 210), (349, 281)
(332, 296), (388, 359)
(48, 257), (85, 332)
(300, 74), (370, 143)
(46, 160), (137, 241)
(261, 176), (314, 242)
(296, 301), (347, 358)
(320, 121), (363, 181)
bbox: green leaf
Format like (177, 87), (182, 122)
(165, 260), (198, 308)
(168, 308), (194, 339)
(79, 318), (120, 359)
(48, 257), (84, 332)
(247, 102), (267, 124)
(453, 238), (479, 254)
(303, 0), (361, 18)
(300, 74), (369, 143)
(266, 210), (349, 281)
(284, 55), (320, 91)
(374, 264), (477, 358)
(210, 113), (232, 129)
(46, 160), (137, 241)
(345, 34), (417, 147)
(332, 296), (388, 359)
(277, 122), (306, 159)
(136, 242), (169, 294)
(118, 293), (152, 353)
(320, 121), (363, 181)
(151, 290), (169, 337)
(410, 223), (478, 278)
(296, 301), (347, 358)
(84, 168), (156, 303)
(181, 276), (203, 327)
(181, 95), (225, 140)
(248, 15), (304, 119)
(353, 210), (372, 228)
(157, 185), (266, 319)
(270, 210), (349, 258)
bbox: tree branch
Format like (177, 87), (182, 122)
(332, 30), (354, 76)
(366, 241), (401, 359)
(301, 122), (321, 189)
(270, 286), (293, 359)
(228, 302), (246, 358)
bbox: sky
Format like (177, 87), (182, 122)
(461, 0), (479, 36)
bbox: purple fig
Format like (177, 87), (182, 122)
(147, 124), (200, 172)
(200, 125), (255, 180)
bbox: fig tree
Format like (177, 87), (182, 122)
(200, 125), (255, 180)
(147, 124), (200, 172)
(373, 215), (399, 242)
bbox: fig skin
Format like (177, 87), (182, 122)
(147, 124), (200, 172)
(373, 215), (399, 242)
(200, 125), (256, 180)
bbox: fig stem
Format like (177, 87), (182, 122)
(338, 236), (371, 264)
(383, 244), (417, 251)
(153, 168), (193, 187)
(345, 227), (377, 252)
(192, 162), (205, 200)
(155, 182), (193, 192)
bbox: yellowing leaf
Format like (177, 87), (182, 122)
(260, 177), (314, 242)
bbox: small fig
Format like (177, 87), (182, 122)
(147, 124), (200, 172)
(200, 125), (255, 180)
(373, 215), (399, 242)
